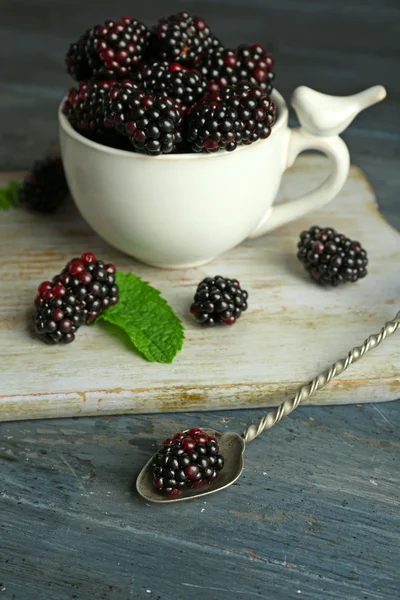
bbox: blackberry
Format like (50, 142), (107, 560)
(185, 99), (240, 153)
(66, 17), (151, 81)
(63, 80), (117, 142)
(55, 252), (119, 323)
(199, 48), (239, 88)
(200, 43), (275, 93)
(229, 83), (276, 144)
(297, 226), (369, 286)
(105, 86), (183, 155)
(190, 276), (248, 326)
(65, 29), (92, 81)
(152, 428), (224, 495)
(152, 12), (216, 68)
(135, 60), (207, 110)
(33, 284), (86, 345)
(236, 44), (275, 93)
(19, 157), (69, 214)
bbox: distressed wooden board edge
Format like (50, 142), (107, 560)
(1, 376), (399, 422)
(0, 163), (399, 423)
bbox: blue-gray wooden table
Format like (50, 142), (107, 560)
(0, 2), (399, 599)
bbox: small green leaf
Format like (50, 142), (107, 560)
(0, 180), (20, 210)
(97, 271), (185, 363)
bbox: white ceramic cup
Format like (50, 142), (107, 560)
(59, 84), (386, 269)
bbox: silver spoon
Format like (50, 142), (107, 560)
(137, 311), (400, 503)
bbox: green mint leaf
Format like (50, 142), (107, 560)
(97, 271), (184, 363)
(0, 180), (20, 210)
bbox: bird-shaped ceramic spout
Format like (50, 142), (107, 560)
(291, 85), (387, 137)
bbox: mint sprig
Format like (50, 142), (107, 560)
(0, 181), (20, 210)
(97, 271), (184, 363)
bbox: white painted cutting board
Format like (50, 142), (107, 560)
(0, 155), (399, 422)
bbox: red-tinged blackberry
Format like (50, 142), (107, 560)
(225, 83), (276, 144)
(199, 48), (239, 88)
(19, 157), (69, 214)
(152, 428), (224, 495)
(190, 276), (248, 326)
(105, 87), (183, 155)
(152, 12), (216, 68)
(66, 17), (151, 81)
(297, 226), (369, 286)
(55, 252), (119, 323)
(33, 286), (86, 345)
(236, 43), (275, 93)
(63, 80), (118, 142)
(185, 99), (240, 153)
(135, 60), (207, 109)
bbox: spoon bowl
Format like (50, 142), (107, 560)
(136, 428), (245, 503)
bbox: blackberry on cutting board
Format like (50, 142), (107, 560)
(19, 157), (69, 214)
(153, 428), (224, 495)
(152, 12), (216, 67)
(33, 283), (86, 345)
(190, 276), (248, 326)
(297, 226), (369, 286)
(55, 252), (119, 324)
(66, 17), (151, 80)
(105, 86), (183, 155)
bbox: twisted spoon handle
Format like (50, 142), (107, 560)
(243, 311), (400, 444)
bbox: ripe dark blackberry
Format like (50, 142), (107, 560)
(236, 44), (275, 93)
(200, 43), (275, 93)
(135, 60), (207, 109)
(185, 99), (240, 152)
(105, 86), (183, 155)
(152, 12), (216, 67)
(65, 29), (92, 81)
(55, 252), (119, 324)
(297, 226), (369, 286)
(225, 83), (276, 144)
(33, 284), (86, 345)
(19, 157), (69, 214)
(63, 80), (119, 142)
(190, 276), (248, 326)
(152, 428), (224, 495)
(199, 48), (239, 88)
(66, 17), (150, 81)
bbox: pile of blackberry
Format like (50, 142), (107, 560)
(33, 252), (119, 344)
(64, 11), (276, 154)
(190, 276), (248, 326)
(152, 428), (224, 495)
(297, 226), (369, 286)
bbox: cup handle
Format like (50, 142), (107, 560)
(248, 84), (386, 239)
(247, 127), (350, 238)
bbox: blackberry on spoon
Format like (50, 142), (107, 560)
(152, 428), (224, 495)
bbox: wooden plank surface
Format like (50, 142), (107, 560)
(1, 1), (399, 598)
(1, 403), (399, 600)
(1, 156), (399, 422)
